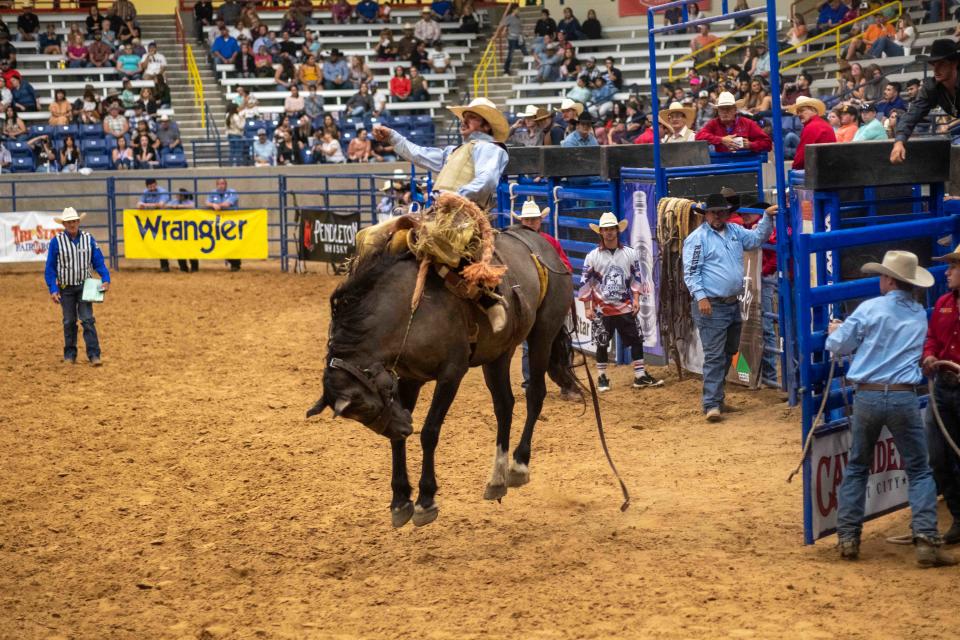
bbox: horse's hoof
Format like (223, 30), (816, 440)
(506, 463), (530, 488)
(391, 502), (414, 528)
(412, 503), (439, 527)
(483, 483), (507, 501)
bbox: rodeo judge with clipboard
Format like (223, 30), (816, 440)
(44, 207), (111, 366)
(371, 97), (511, 332)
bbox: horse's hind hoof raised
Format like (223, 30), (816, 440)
(483, 483), (507, 501)
(412, 503), (439, 527)
(506, 462), (530, 488)
(391, 502), (415, 528)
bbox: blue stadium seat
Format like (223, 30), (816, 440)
(52, 125), (79, 140)
(161, 149), (188, 168)
(300, 148), (316, 164)
(79, 123), (103, 139)
(5, 140), (32, 157)
(81, 138), (107, 153)
(83, 153), (112, 170)
(392, 114), (415, 126)
(10, 155), (34, 172)
(244, 119), (262, 138)
(28, 124), (53, 139)
(413, 115), (433, 126)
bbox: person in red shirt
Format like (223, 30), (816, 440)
(695, 91), (772, 153)
(921, 245), (960, 544)
(787, 95), (836, 170)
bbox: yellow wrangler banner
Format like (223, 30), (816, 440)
(123, 209), (269, 259)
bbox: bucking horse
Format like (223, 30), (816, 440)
(307, 194), (580, 527)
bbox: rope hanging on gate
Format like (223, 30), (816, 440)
(786, 355), (840, 484)
(655, 197), (698, 378)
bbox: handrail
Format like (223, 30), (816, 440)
(185, 44), (206, 130)
(780, 0), (902, 72)
(473, 5), (512, 98)
(668, 21), (765, 82)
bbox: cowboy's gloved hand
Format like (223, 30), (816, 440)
(372, 125), (393, 142)
(922, 356), (938, 377)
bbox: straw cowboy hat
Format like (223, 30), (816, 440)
(519, 104), (554, 123)
(589, 211), (628, 234)
(716, 91), (737, 108)
(692, 193), (739, 215)
(933, 243), (960, 262)
(786, 95), (827, 116)
(512, 199), (548, 220)
(862, 250), (934, 288)
(448, 97), (510, 143)
(559, 98), (584, 117)
(380, 168), (408, 192)
(661, 101), (695, 125)
(54, 207), (85, 224)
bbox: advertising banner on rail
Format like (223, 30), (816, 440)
(0, 211), (63, 263)
(298, 208), (360, 263)
(808, 426), (910, 541)
(621, 181), (664, 359)
(123, 209), (268, 260)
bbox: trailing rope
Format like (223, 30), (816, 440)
(655, 197), (698, 378)
(786, 356), (839, 484)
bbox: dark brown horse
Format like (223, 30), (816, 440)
(307, 224), (579, 527)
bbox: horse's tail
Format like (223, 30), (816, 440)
(547, 306), (586, 396)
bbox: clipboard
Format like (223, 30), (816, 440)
(81, 278), (105, 303)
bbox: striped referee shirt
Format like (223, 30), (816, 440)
(44, 231), (111, 294)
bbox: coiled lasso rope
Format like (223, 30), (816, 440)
(655, 197), (698, 378)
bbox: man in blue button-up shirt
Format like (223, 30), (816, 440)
(137, 178), (176, 272)
(561, 113), (598, 147)
(682, 194), (775, 421)
(825, 251), (955, 567)
(206, 178), (241, 271)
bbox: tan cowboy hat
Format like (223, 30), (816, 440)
(512, 199), (549, 220)
(662, 101), (695, 125)
(559, 98), (584, 117)
(589, 211), (628, 234)
(861, 250), (934, 288)
(54, 207), (85, 224)
(716, 91), (737, 108)
(448, 97), (510, 143)
(786, 95), (827, 116)
(380, 168), (408, 192)
(519, 104), (554, 122)
(933, 243), (960, 262)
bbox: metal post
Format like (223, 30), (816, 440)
(279, 174), (288, 272)
(107, 176), (118, 270)
(647, 10), (666, 200)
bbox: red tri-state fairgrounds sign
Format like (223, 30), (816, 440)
(619, 0), (714, 17)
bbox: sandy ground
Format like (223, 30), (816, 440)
(2, 264), (959, 640)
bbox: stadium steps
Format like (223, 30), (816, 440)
(138, 15), (227, 167)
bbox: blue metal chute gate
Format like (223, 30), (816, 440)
(787, 141), (956, 544)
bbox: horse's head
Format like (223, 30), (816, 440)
(308, 357), (413, 441)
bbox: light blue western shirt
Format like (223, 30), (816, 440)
(206, 188), (239, 209)
(138, 186), (169, 206)
(561, 131), (598, 147)
(682, 215), (773, 301)
(825, 289), (926, 385)
(388, 130), (507, 207)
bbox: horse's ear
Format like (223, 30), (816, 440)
(306, 397), (328, 419)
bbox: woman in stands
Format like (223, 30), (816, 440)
(225, 104), (245, 166)
(112, 136), (133, 170)
(559, 48), (580, 81)
(860, 63), (886, 103)
(317, 130), (345, 163)
(78, 87), (101, 124)
(458, 2), (479, 34)
(154, 75), (172, 109)
(741, 46), (759, 79)
(276, 129), (296, 166)
(787, 14), (808, 52)
(297, 54), (322, 87)
(33, 136), (57, 173)
(389, 66), (411, 102)
(376, 29), (398, 61)
(281, 8), (303, 37)
(284, 85), (305, 120)
(870, 14), (915, 58)
(66, 33), (90, 68)
(322, 113), (340, 140)
(739, 77), (771, 115)
(292, 115), (314, 160)
(86, 6), (103, 36)
(254, 46), (273, 78)
(241, 3), (262, 34)
(581, 9), (602, 40)
(138, 88), (158, 115)
(49, 89), (72, 126)
(557, 7), (584, 41)
(133, 134), (158, 169)
(347, 128), (373, 162)
(408, 67), (429, 101)
(60, 135), (80, 172)
(39, 24), (63, 56)
(2, 106), (25, 141)
(274, 57), (297, 92)
(301, 31), (321, 61)
(348, 56), (375, 89)
(117, 18), (135, 47)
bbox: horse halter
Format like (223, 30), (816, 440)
(328, 357), (399, 435)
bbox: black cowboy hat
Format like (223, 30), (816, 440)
(577, 112), (595, 125)
(693, 193), (738, 215)
(720, 186), (740, 210)
(920, 39), (959, 63)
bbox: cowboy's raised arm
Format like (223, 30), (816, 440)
(373, 124), (447, 172)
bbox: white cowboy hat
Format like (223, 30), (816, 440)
(662, 101), (695, 124)
(589, 211), (628, 234)
(512, 199), (549, 220)
(519, 104), (554, 122)
(381, 168), (409, 191)
(54, 207), (85, 224)
(559, 98), (584, 117)
(786, 95), (827, 116)
(861, 250), (934, 288)
(448, 97), (510, 143)
(716, 91), (737, 108)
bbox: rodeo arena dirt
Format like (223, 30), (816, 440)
(3, 256), (960, 638)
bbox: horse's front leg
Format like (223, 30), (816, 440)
(413, 372), (465, 526)
(390, 378), (422, 528)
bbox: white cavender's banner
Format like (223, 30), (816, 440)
(0, 211), (63, 263)
(809, 426), (909, 541)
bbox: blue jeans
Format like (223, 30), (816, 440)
(227, 133), (245, 166)
(503, 38), (527, 73)
(924, 382), (960, 522)
(837, 390), (939, 542)
(691, 299), (741, 412)
(784, 131), (800, 160)
(869, 36), (904, 58)
(60, 284), (100, 361)
(760, 274), (779, 385)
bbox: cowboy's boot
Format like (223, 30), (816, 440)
(916, 534), (959, 568)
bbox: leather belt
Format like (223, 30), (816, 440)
(707, 295), (739, 305)
(856, 383), (920, 393)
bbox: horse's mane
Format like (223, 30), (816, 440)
(328, 250), (412, 356)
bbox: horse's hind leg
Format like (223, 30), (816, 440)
(481, 351), (515, 501)
(390, 379), (422, 528)
(413, 372), (465, 526)
(509, 328), (552, 487)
